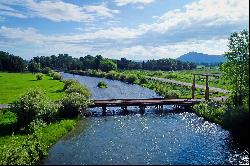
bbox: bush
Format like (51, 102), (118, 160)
(106, 72), (115, 80)
(27, 119), (47, 134)
(100, 59), (117, 72)
(11, 89), (58, 129)
(119, 74), (127, 81)
(97, 81), (108, 88)
(193, 101), (225, 125)
(139, 76), (148, 84)
(51, 72), (62, 80)
(126, 74), (139, 84)
(65, 83), (91, 98)
(59, 92), (90, 118)
(0, 110), (17, 132)
(36, 73), (43, 80)
(164, 90), (181, 99)
(42, 67), (52, 75)
(0, 129), (47, 165)
(63, 79), (78, 90)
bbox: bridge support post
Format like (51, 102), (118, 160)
(159, 105), (163, 113)
(139, 105), (145, 115)
(192, 74), (196, 99)
(121, 106), (128, 115)
(102, 106), (106, 116)
(205, 75), (209, 100)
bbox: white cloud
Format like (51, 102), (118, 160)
(144, 0), (249, 33)
(115, 0), (155, 6)
(0, 3), (27, 18)
(0, 0), (248, 60)
(83, 3), (119, 18)
(102, 39), (228, 60)
(0, 0), (119, 22)
(1, 26), (229, 60)
(0, 26), (144, 45)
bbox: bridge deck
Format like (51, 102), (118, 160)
(89, 98), (202, 108)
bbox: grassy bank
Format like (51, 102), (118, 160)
(0, 113), (77, 165)
(121, 69), (231, 90)
(67, 69), (249, 144)
(0, 72), (65, 104)
(193, 100), (249, 144)
(0, 71), (91, 164)
(68, 69), (225, 99)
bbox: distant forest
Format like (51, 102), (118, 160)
(0, 51), (196, 72)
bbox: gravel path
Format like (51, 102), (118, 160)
(0, 104), (10, 109)
(149, 77), (230, 94)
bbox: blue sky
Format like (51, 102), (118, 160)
(0, 0), (249, 60)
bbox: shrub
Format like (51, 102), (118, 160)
(63, 79), (78, 90)
(100, 59), (117, 72)
(193, 101), (225, 125)
(42, 67), (52, 75)
(27, 119), (47, 134)
(164, 90), (181, 99)
(36, 73), (43, 80)
(126, 74), (139, 84)
(106, 72), (115, 80)
(65, 83), (91, 98)
(97, 81), (108, 88)
(139, 76), (148, 84)
(119, 74), (127, 81)
(11, 89), (58, 128)
(0, 132), (47, 165)
(0, 110), (17, 132)
(59, 92), (90, 118)
(51, 72), (62, 80)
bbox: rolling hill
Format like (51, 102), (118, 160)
(177, 52), (225, 64)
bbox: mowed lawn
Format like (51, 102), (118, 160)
(0, 72), (65, 104)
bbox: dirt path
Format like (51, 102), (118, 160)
(148, 77), (230, 94)
(0, 104), (10, 109)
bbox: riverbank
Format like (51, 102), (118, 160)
(0, 71), (91, 165)
(66, 70), (248, 146)
(120, 69), (231, 90)
(0, 115), (77, 165)
(43, 72), (248, 165)
(67, 70), (226, 99)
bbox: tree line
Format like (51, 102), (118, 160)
(0, 51), (26, 72)
(0, 52), (197, 73)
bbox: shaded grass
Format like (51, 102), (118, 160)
(0, 112), (77, 164)
(0, 72), (65, 104)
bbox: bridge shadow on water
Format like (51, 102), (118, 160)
(84, 105), (194, 117)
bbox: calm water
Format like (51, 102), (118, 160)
(43, 73), (249, 165)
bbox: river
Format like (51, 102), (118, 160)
(42, 73), (248, 165)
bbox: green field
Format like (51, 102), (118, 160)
(0, 72), (65, 104)
(121, 68), (231, 90)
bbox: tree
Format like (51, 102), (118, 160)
(100, 59), (117, 72)
(221, 29), (249, 109)
(28, 61), (41, 73)
(94, 55), (103, 70)
(0, 51), (26, 72)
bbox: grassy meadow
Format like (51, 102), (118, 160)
(0, 71), (92, 164)
(0, 72), (65, 104)
(121, 68), (231, 90)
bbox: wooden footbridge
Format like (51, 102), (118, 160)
(88, 98), (202, 115)
(88, 73), (227, 116)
